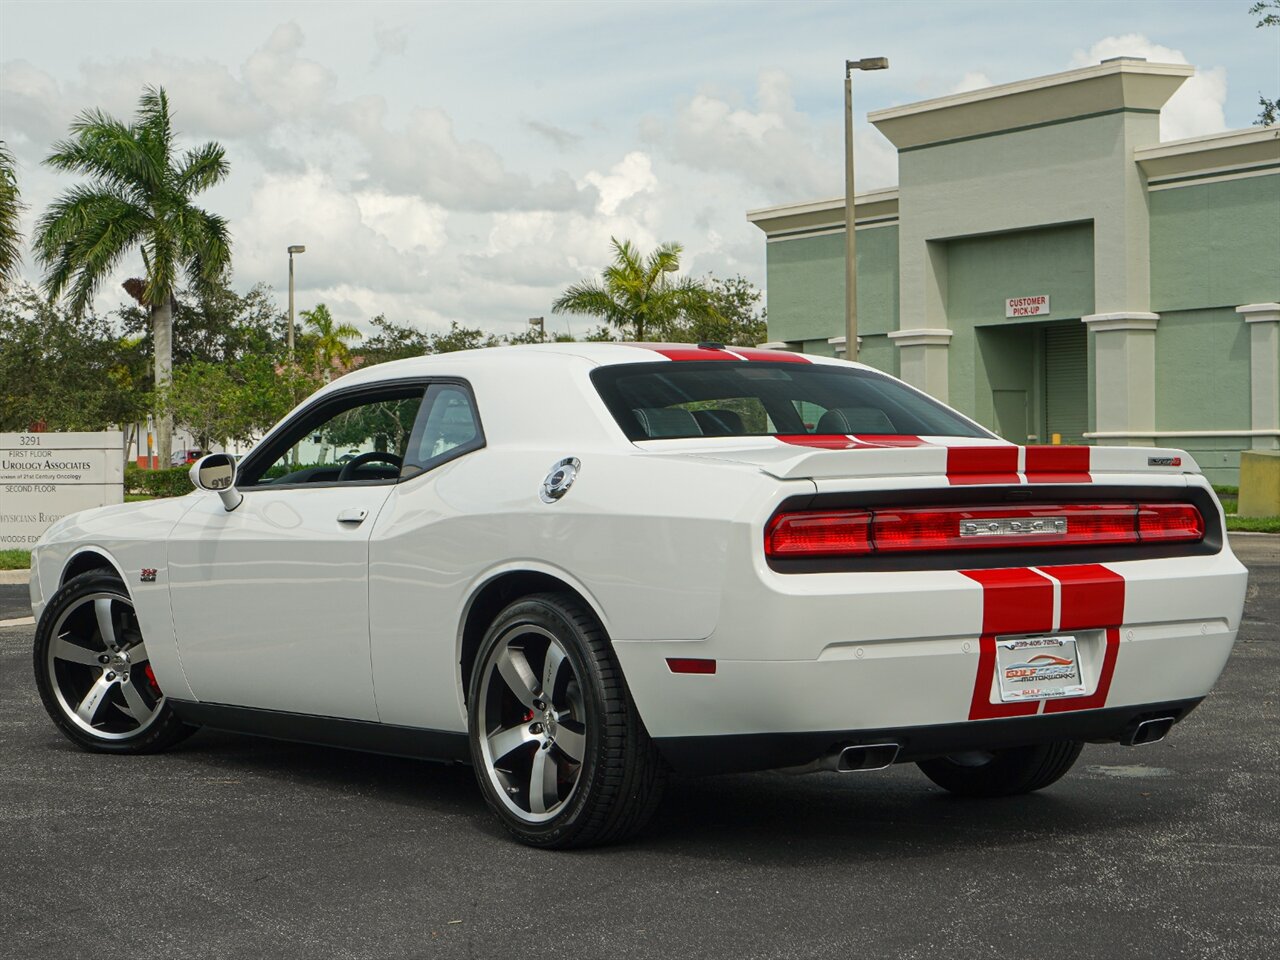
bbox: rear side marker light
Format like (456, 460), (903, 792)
(667, 658), (716, 675)
(765, 502), (1205, 557)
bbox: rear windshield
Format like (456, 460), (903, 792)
(590, 361), (992, 441)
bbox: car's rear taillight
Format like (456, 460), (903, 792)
(765, 502), (1204, 557)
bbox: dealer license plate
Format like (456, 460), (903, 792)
(994, 636), (1086, 703)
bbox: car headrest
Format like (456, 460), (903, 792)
(692, 409), (746, 436)
(815, 406), (897, 435)
(632, 407), (702, 438)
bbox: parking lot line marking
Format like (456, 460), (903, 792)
(0, 616), (34, 628)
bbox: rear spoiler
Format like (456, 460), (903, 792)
(753, 443), (1200, 483)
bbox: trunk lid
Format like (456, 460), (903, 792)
(643, 437), (1200, 483)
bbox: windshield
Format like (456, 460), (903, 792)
(590, 361), (992, 441)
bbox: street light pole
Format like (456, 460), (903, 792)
(844, 57), (888, 363)
(287, 244), (306, 360)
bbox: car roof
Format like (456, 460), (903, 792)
(329, 341), (861, 391)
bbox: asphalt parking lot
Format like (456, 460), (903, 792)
(1, 537), (1276, 960)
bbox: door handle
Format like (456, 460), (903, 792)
(337, 508), (368, 525)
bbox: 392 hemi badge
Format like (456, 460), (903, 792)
(959, 517), (1067, 538)
(140, 568), (157, 583)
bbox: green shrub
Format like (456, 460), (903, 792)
(125, 465), (194, 498)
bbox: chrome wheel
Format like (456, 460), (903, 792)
(46, 591), (164, 741)
(477, 624), (588, 823)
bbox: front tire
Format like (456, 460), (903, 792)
(33, 572), (194, 754)
(467, 592), (666, 848)
(917, 741), (1084, 797)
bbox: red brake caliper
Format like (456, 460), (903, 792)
(143, 663), (162, 696)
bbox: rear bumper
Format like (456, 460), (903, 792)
(654, 698), (1203, 774)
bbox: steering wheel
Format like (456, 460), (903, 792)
(337, 451), (403, 482)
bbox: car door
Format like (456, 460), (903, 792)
(166, 382), (429, 721)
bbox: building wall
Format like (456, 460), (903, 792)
(765, 224), (899, 351)
(1150, 173), (1280, 482)
(943, 222), (1095, 429)
(1150, 175), (1280, 313)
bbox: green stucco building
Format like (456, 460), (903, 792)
(747, 58), (1280, 484)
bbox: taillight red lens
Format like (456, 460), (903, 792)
(765, 502), (1204, 557)
(1137, 503), (1204, 542)
(766, 511), (872, 556)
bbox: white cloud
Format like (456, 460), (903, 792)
(1070, 35), (1227, 141)
(580, 151), (657, 216)
(354, 192), (448, 256)
(643, 68), (896, 202)
(242, 22), (336, 118)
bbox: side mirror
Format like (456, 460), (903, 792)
(190, 453), (243, 511)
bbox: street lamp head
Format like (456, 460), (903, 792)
(847, 57), (889, 74)
(288, 245), (306, 255)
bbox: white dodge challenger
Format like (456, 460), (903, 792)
(29, 342), (1248, 847)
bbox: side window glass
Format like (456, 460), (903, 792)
(402, 384), (483, 478)
(246, 392), (424, 486)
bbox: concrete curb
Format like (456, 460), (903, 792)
(0, 570), (30, 584)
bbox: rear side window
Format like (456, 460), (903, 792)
(590, 361), (991, 441)
(401, 383), (484, 478)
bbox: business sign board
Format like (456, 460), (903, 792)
(0, 432), (123, 548)
(1006, 295), (1050, 318)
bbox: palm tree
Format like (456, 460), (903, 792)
(0, 141), (23, 289)
(552, 237), (718, 341)
(33, 86), (231, 463)
(301, 303), (361, 380)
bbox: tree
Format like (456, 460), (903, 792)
(1253, 1), (1280, 125)
(666, 274), (768, 347)
(360, 314), (433, 365)
(33, 85), (232, 463)
(429, 321), (500, 353)
(159, 355), (317, 451)
(552, 237), (718, 341)
(300, 303), (361, 379)
(0, 283), (151, 432)
(118, 282), (285, 366)
(0, 141), (22, 289)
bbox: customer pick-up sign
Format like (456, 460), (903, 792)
(1006, 295), (1050, 318)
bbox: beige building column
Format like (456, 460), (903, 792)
(888, 328), (952, 400)
(1238, 303), (1280, 450)
(1082, 312), (1159, 445)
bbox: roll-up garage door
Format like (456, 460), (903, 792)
(1044, 324), (1088, 444)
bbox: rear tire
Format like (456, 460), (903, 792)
(33, 572), (195, 754)
(467, 592), (666, 848)
(917, 741), (1084, 797)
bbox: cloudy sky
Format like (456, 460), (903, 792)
(1, 0), (1275, 339)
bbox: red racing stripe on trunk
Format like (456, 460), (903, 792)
(1025, 446), (1091, 483)
(947, 446), (1020, 485)
(776, 434), (873, 449)
(961, 568), (1054, 720)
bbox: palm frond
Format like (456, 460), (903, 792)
(175, 141), (230, 197)
(50, 196), (149, 315)
(176, 204), (232, 297)
(0, 141), (24, 284)
(551, 280), (626, 325)
(48, 110), (163, 196)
